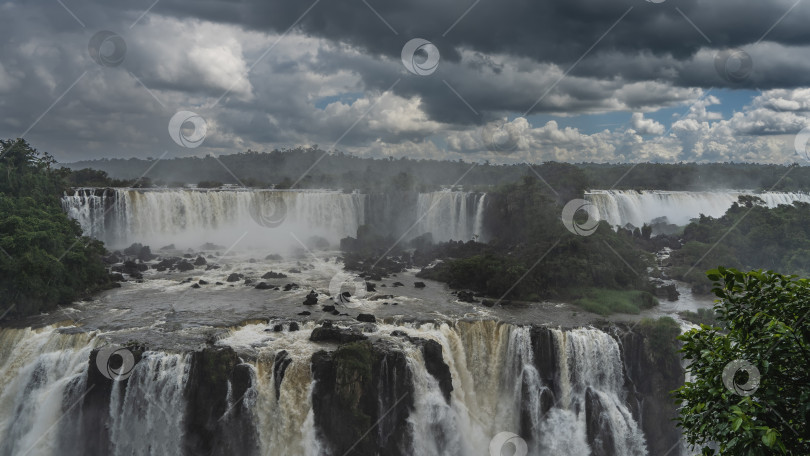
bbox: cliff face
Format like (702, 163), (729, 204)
(620, 330), (685, 456)
(7, 322), (683, 456)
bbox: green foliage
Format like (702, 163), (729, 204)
(670, 198), (810, 293)
(680, 308), (721, 327)
(65, 151), (810, 192)
(572, 288), (658, 316)
(0, 139), (113, 319)
(636, 316), (681, 364)
(417, 176), (658, 313)
(676, 268), (810, 455)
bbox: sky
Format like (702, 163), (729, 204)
(3, 0), (810, 164)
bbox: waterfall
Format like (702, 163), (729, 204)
(415, 191), (487, 242)
(62, 189), (487, 248)
(0, 321), (660, 456)
(108, 352), (191, 456)
(0, 327), (97, 456)
(62, 189), (366, 249)
(585, 190), (810, 228)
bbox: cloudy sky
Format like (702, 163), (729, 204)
(2, 0), (810, 164)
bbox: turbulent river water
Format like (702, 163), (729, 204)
(0, 188), (753, 455)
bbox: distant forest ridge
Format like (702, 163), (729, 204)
(64, 147), (810, 192)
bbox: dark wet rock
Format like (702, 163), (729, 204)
(331, 310), (340, 315)
(176, 260), (195, 272)
(414, 282), (426, 289)
(159, 244), (175, 250)
(184, 347), (258, 455)
(310, 326), (368, 343)
(226, 273), (243, 282)
(123, 243), (143, 257)
(481, 299), (495, 307)
(273, 324), (284, 332)
(283, 283), (299, 291)
(309, 340), (414, 455)
(655, 283), (680, 302)
(265, 254), (283, 261)
(392, 302), (399, 306)
(289, 322), (300, 331)
(111, 265), (123, 273)
(254, 282), (273, 290)
(392, 282), (404, 287)
(194, 256), (207, 266)
(273, 351), (292, 400)
(244, 278), (254, 286)
(122, 260), (146, 275)
(102, 252), (122, 264)
(205, 264), (220, 271)
(183, 253), (194, 259)
(322, 305), (336, 312)
(585, 387), (615, 456)
(297, 311), (311, 316)
(262, 271), (288, 279)
(198, 279), (208, 285)
(109, 273), (125, 282)
(215, 282), (223, 285)
(457, 291), (477, 303)
(288, 268), (302, 274)
(191, 283), (201, 289)
(365, 282), (377, 292)
(356, 314), (376, 323)
(303, 290), (319, 305)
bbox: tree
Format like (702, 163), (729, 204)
(0, 139), (113, 318)
(676, 267), (810, 455)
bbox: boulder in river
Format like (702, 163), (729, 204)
(226, 273), (243, 282)
(176, 260), (195, 272)
(262, 271), (288, 279)
(254, 282), (274, 290)
(303, 291), (318, 305)
(309, 326), (368, 343)
(356, 314), (376, 323)
(194, 256), (207, 266)
(414, 282), (426, 289)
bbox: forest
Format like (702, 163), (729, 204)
(66, 146), (810, 192)
(0, 140), (114, 319)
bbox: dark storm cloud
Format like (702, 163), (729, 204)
(1, 0), (810, 163)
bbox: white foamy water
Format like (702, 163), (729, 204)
(62, 188), (488, 248)
(586, 190), (810, 228)
(0, 321), (659, 456)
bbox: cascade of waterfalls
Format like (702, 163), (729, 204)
(62, 189), (488, 247)
(0, 320), (664, 456)
(585, 190), (810, 228)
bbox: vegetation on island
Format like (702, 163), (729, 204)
(668, 196), (810, 294)
(0, 139), (114, 319)
(676, 268), (810, 455)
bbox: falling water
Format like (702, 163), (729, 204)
(62, 189), (488, 247)
(586, 189), (810, 228)
(0, 320), (658, 456)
